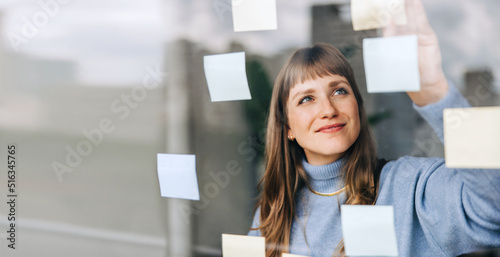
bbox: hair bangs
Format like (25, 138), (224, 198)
(283, 44), (355, 92)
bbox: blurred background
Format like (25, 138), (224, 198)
(0, 0), (498, 256)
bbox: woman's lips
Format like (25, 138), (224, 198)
(316, 123), (346, 133)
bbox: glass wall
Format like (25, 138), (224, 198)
(0, 0), (498, 256)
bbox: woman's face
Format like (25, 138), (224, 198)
(286, 74), (360, 165)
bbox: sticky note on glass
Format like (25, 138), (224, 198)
(222, 234), (265, 257)
(444, 107), (500, 169)
(351, 0), (407, 31)
(203, 52), (252, 102)
(232, 0), (277, 32)
(157, 154), (199, 200)
(282, 254), (309, 257)
(363, 35), (420, 93)
(341, 205), (398, 256)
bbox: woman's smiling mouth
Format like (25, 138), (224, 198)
(316, 123), (346, 133)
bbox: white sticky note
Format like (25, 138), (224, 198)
(351, 0), (407, 31)
(282, 254), (309, 257)
(203, 52), (252, 102)
(444, 107), (500, 169)
(232, 0), (277, 32)
(341, 205), (398, 256)
(157, 154), (199, 200)
(363, 35), (420, 93)
(222, 234), (265, 257)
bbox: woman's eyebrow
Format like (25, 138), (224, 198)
(328, 80), (349, 88)
(291, 88), (315, 101)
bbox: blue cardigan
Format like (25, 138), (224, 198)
(248, 83), (500, 256)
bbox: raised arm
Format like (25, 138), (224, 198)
(384, 0), (448, 106)
(384, 1), (500, 254)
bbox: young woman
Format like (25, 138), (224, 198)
(247, 1), (500, 256)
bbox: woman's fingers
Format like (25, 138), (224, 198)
(411, 0), (434, 35)
(383, 18), (398, 37)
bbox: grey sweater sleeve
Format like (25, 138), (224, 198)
(412, 80), (470, 142)
(412, 81), (500, 254)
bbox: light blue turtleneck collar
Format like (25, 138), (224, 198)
(301, 157), (345, 193)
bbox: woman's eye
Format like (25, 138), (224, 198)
(299, 96), (313, 104)
(333, 87), (348, 96)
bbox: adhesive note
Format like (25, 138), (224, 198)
(282, 254), (309, 257)
(444, 107), (500, 169)
(351, 0), (407, 31)
(363, 35), (420, 93)
(157, 153), (199, 200)
(203, 52), (252, 102)
(222, 234), (265, 257)
(341, 205), (398, 256)
(232, 0), (277, 32)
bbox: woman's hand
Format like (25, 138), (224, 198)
(384, 0), (448, 106)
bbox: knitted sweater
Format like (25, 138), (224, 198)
(248, 83), (500, 256)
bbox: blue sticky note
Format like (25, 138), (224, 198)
(363, 35), (420, 93)
(157, 153), (199, 200)
(232, 0), (278, 32)
(341, 205), (398, 256)
(203, 52), (252, 102)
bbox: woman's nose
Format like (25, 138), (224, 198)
(320, 98), (338, 119)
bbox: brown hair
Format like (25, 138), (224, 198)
(253, 43), (378, 257)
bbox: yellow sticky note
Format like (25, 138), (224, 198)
(282, 254), (309, 257)
(351, 0), (407, 31)
(222, 234), (265, 257)
(444, 107), (500, 169)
